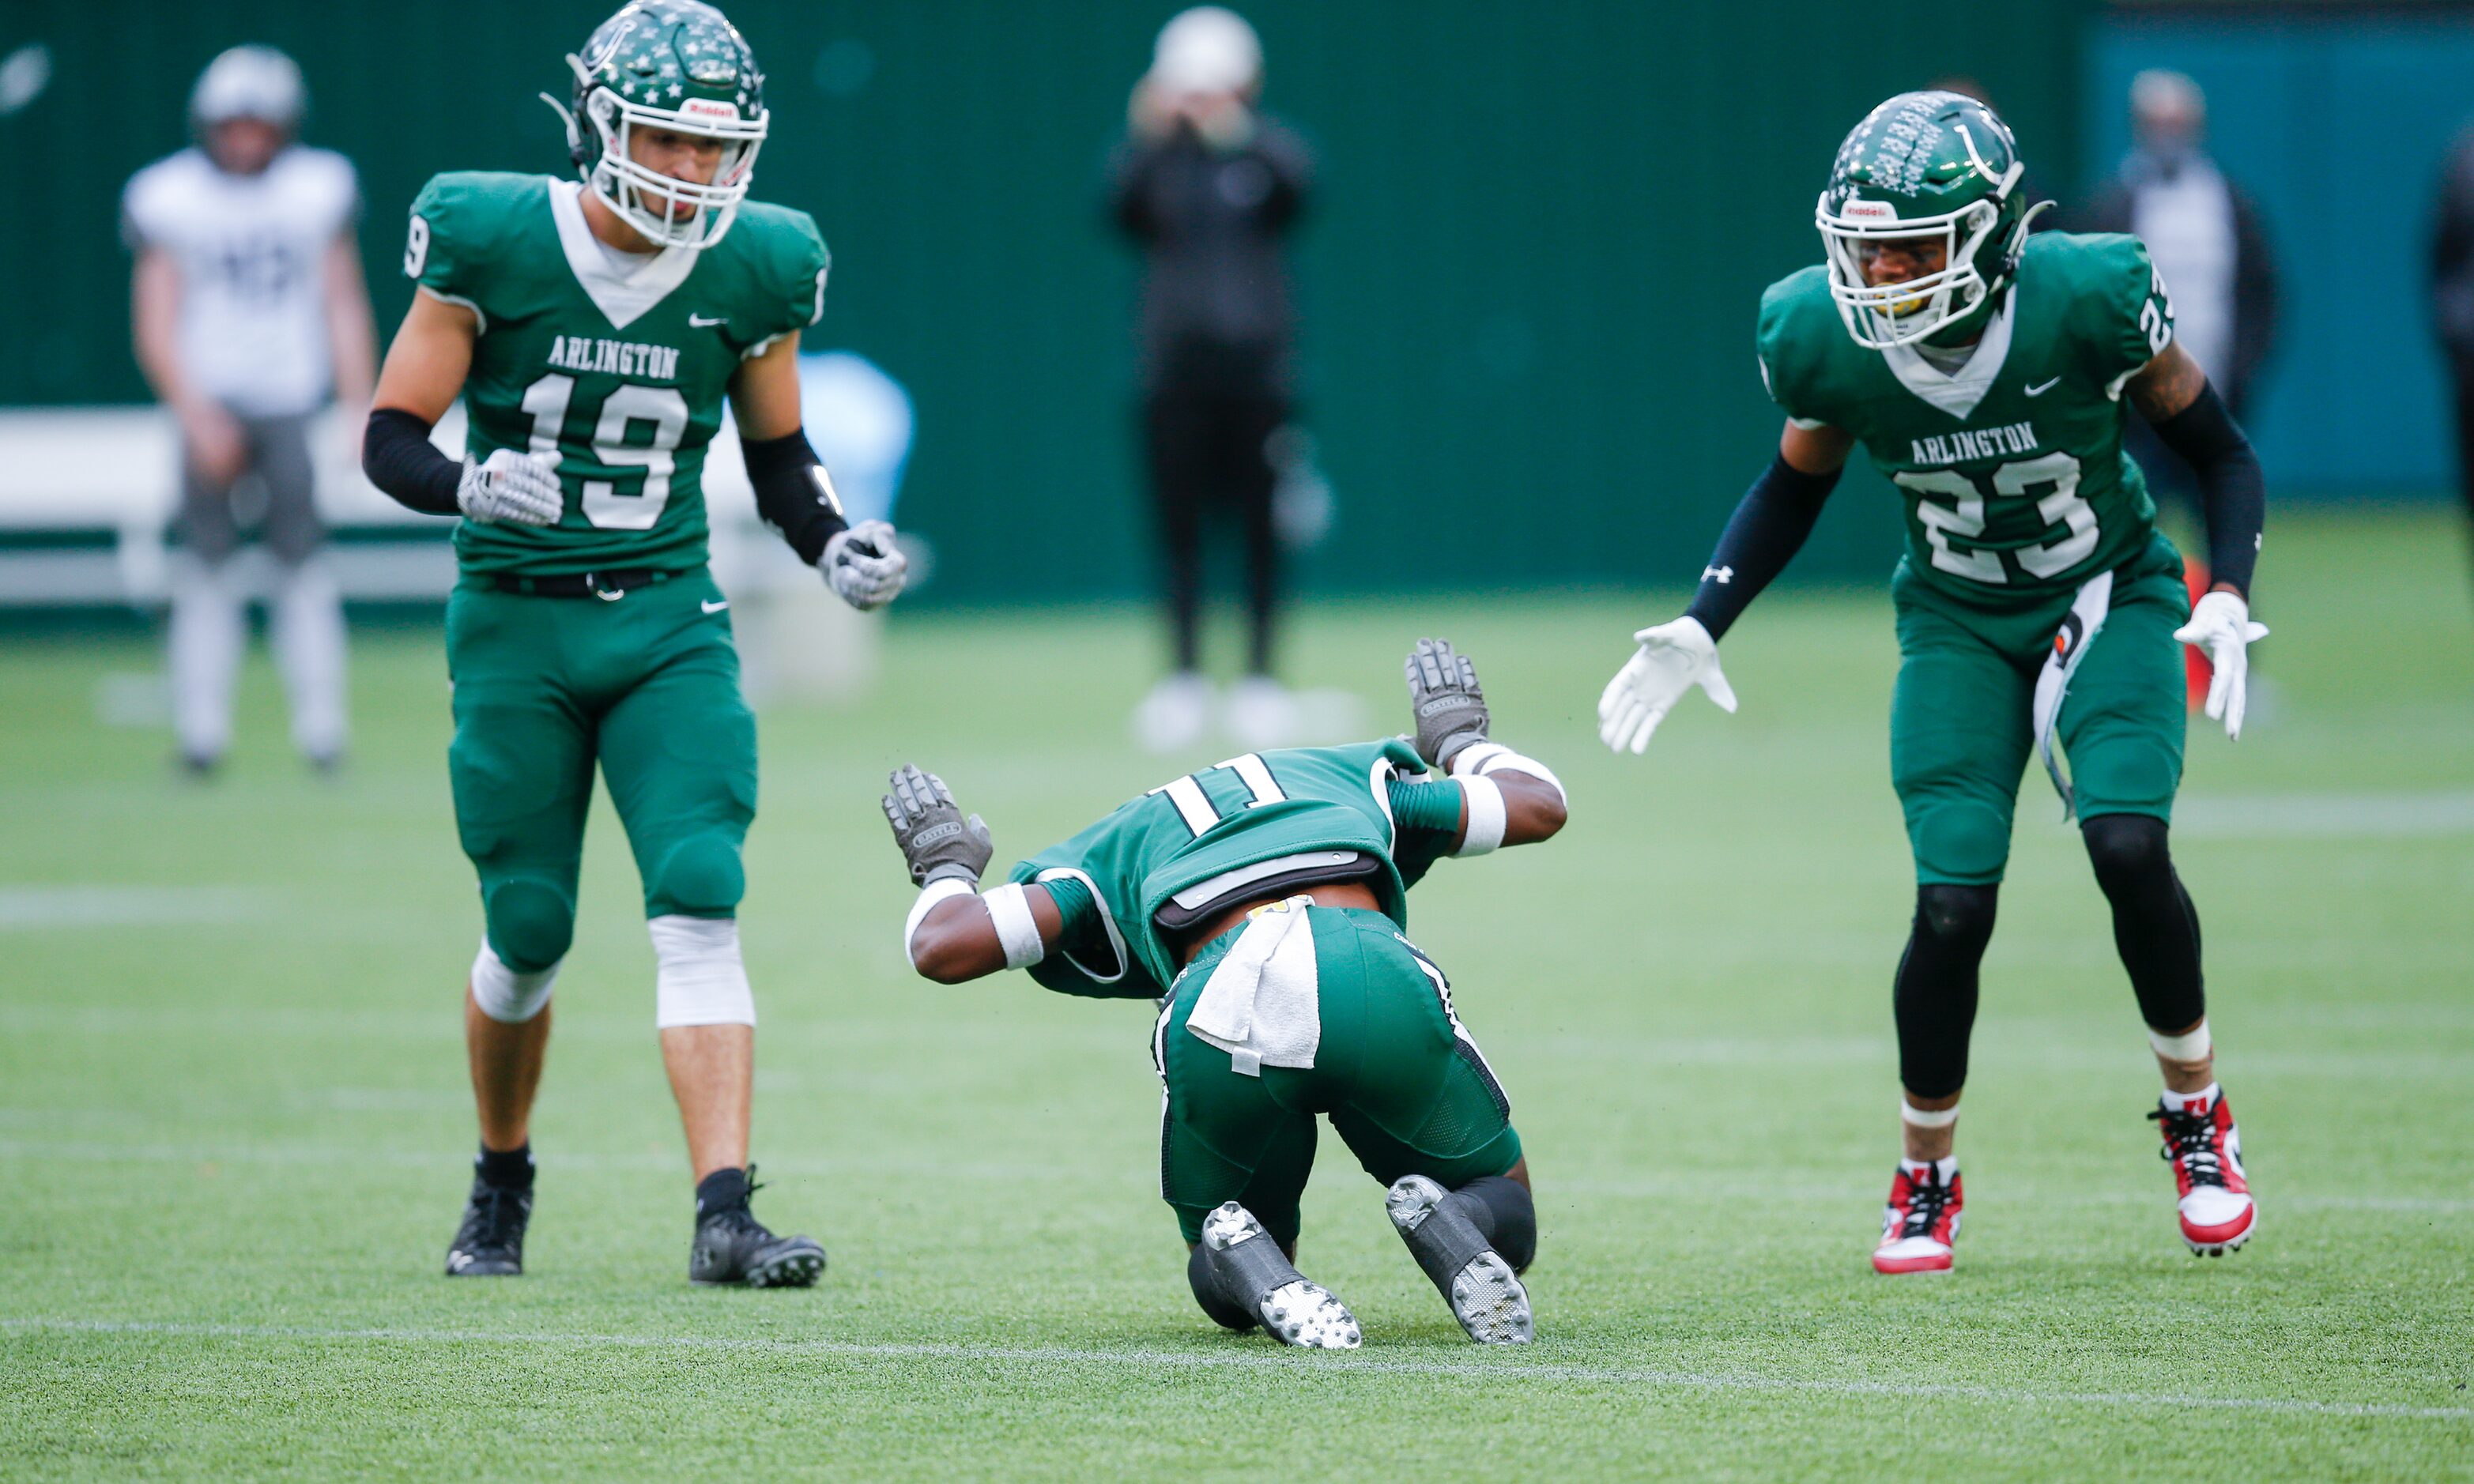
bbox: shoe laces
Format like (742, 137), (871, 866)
(467, 1184), (527, 1248)
(1898, 1169), (1953, 1240)
(701, 1165), (770, 1234)
(2148, 1103), (2227, 1188)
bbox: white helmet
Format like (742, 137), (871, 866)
(190, 45), (304, 134)
(1149, 7), (1262, 96)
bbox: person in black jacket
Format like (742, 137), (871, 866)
(2077, 71), (2279, 519)
(2429, 126), (2474, 566)
(1110, 6), (1313, 752)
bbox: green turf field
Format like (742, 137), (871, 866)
(2, 507), (2470, 1480)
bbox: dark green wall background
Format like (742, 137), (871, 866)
(3, 1), (2082, 601)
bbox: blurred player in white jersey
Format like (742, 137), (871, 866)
(124, 45), (375, 774)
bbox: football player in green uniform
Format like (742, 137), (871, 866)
(885, 641), (1565, 1347)
(1597, 92), (2267, 1272)
(360, 1), (907, 1286)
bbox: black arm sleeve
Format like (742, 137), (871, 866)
(360, 407), (462, 517)
(2146, 379), (2265, 597)
(1680, 455), (1843, 641)
(742, 428), (849, 565)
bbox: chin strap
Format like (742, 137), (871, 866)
(538, 93), (584, 169)
(541, 55), (592, 171)
(1997, 199), (2055, 281)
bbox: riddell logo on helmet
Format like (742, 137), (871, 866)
(678, 97), (741, 123)
(1840, 198), (1898, 223)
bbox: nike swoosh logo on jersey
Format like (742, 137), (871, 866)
(702, 599), (730, 613)
(689, 314), (728, 327)
(2025, 376), (2062, 396)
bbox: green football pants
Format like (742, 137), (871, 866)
(444, 568), (756, 973)
(1890, 534), (2190, 886)
(1154, 906), (1522, 1247)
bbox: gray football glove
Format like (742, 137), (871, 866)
(823, 520), (909, 611)
(1405, 637), (1488, 769)
(882, 764), (992, 887)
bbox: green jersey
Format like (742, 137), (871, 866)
(1011, 739), (1466, 1000)
(405, 171), (829, 578)
(1757, 232), (2174, 610)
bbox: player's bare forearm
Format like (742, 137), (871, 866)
(908, 885), (1065, 984)
(130, 248), (198, 414)
(1488, 770), (1567, 849)
(371, 289), (478, 424)
(1778, 418), (1855, 475)
(726, 334), (804, 441)
(324, 233), (379, 409)
(2124, 341), (2207, 424)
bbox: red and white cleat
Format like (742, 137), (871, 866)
(1872, 1158), (1962, 1275)
(2148, 1085), (2255, 1256)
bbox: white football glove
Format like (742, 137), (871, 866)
(1598, 616), (1738, 755)
(821, 519), (908, 612)
(2173, 589), (2269, 740)
(457, 448), (564, 526)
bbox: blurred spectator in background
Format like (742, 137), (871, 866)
(1110, 6), (1312, 752)
(123, 45), (373, 776)
(2427, 126), (2474, 566)
(2080, 70), (2278, 512)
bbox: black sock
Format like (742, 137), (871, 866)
(1186, 1244), (1263, 1331)
(1894, 884), (1999, 1099)
(1448, 1175), (1537, 1274)
(696, 1166), (750, 1218)
(475, 1143), (534, 1190)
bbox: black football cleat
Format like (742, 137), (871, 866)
(1386, 1175), (1532, 1343)
(445, 1177), (531, 1277)
(689, 1169), (824, 1287)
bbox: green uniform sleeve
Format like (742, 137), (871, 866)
(2072, 233), (2175, 390)
(1037, 875), (1107, 959)
(749, 207), (830, 344)
(1754, 266), (1840, 427)
(1013, 866), (1163, 1001)
(404, 172), (496, 316)
(1386, 776), (1464, 850)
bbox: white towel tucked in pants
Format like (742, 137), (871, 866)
(1185, 895), (1322, 1076)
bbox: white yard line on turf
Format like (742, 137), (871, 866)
(4, 1137), (2471, 1213)
(6, 1316), (2468, 1422)
(2175, 790), (2474, 838)
(0, 886), (270, 930)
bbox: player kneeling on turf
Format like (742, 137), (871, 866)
(887, 641), (1564, 1347)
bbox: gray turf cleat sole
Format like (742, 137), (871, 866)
(1200, 1201), (1362, 1350)
(690, 1218), (827, 1288)
(1258, 1278), (1363, 1349)
(742, 1239), (827, 1288)
(1386, 1174), (1533, 1344)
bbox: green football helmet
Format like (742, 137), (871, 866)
(548, 1), (769, 250)
(1816, 91), (2047, 350)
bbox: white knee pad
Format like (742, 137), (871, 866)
(470, 938), (559, 1023)
(650, 915), (756, 1028)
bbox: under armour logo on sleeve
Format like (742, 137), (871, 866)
(1702, 565), (1734, 585)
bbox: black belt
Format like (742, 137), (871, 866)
(489, 568), (673, 598)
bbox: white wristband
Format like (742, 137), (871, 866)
(983, 883), (1047, 970)
(1456, 775), (1507, 857)
(1450, 740), (1567, 806)
(1448, 741), (1512, 775)
(903, 877), (975, 964)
